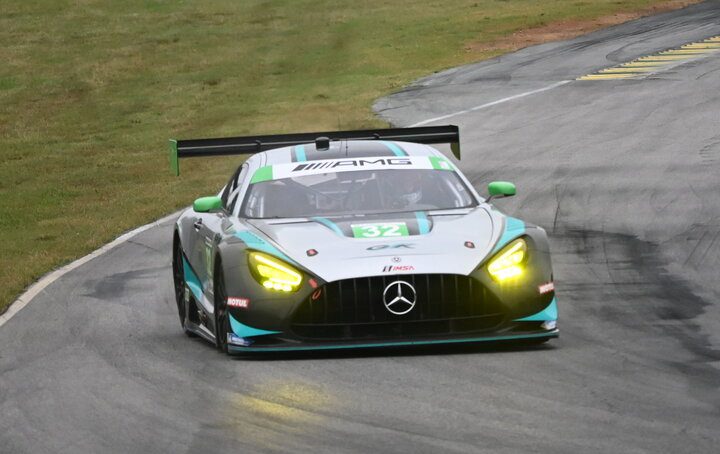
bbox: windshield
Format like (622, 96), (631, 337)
(241, 169), (477, 218)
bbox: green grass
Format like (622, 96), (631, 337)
(0, 0), (692, 312)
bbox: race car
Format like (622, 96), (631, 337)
(170, 125), (558, 354)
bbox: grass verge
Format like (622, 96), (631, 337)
(0, 0), (699, 313)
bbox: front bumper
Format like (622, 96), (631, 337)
(226, 298), (559, 354)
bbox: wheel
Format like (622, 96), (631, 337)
(172, 238), (196, 337)
(214, 259), (229, 353)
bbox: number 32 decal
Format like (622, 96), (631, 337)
(351, 222), (409, 238)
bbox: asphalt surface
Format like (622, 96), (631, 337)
(2, 2), (720, 453)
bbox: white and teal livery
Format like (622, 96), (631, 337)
(170, 126), (558, 354)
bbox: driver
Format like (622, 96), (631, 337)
(387, 171), (427, 208)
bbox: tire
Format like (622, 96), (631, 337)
(172, 238), (196, 337)
(214, 259), (229, 354)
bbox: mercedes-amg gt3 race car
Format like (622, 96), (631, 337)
(170, 126), (558, 354)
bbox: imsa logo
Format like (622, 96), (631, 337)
(382, 265), (415, 273)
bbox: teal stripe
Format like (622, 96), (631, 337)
(312, 217), (344, 236)
(228, 331), (558, 353)
(294, 145), (307, 162)
(380, 141), (406, 157)
(515, 298), (558, 322)
(229, 313), (281, 338)
(182, 256), (203, 301)
(234, 230), (295, 264)
(491, 216), (526, 254)
(415, 211), (430, 234)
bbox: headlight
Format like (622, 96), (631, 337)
(487, 238), (527, 281)
(248, 252), (302, 292)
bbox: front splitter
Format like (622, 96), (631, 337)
(227, 329), (558, 354)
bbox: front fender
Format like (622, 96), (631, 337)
(475, 225), (555, 320)
(216, 239), (319, 332)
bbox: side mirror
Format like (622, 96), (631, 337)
(193, 196), (222, 213)
(487, 181), (516, 201)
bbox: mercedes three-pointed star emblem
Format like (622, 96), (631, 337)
(382, 280), (417, 315)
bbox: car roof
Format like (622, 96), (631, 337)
(245, 140), (444, 167)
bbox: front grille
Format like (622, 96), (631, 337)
(290, 274), (504, 341)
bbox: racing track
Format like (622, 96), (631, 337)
(2, 2), (720, 453)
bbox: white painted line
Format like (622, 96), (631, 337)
(0, 210), (183, 329)
(409, 80), (571, 127)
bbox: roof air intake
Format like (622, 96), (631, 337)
(315, 136), (330, 151)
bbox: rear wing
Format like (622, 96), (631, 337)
(169, 125), (460, 175)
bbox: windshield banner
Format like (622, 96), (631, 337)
(251, 156), (454, 183)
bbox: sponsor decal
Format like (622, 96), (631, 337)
(538, 282), (555, 294)
(261, 157), (457, 182)
(227, 297), (250, 309)
(382, 265), (415, 273)
(352, 222), (409, 238)
(228, 333), (253, 347)
(367, 243), (415, 250)
(292, 158), (412, 172)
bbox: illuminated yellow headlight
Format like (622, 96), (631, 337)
(487, 238), (527, 281)
(248, 252), (302, 292)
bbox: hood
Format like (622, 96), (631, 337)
(245, 207), (502, 282)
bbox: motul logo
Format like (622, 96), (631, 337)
(538, 282), (555, 294)
(382, 265), (415, 272)
(227, 297), (250, 308)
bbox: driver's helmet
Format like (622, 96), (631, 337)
(401, 187), (422, 205)
(394, 172), (423, 207)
